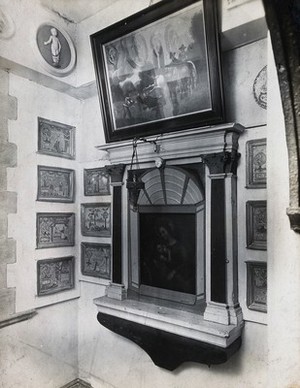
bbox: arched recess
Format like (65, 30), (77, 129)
(263, 0), (300, 232)
(129, 166), (205, 305)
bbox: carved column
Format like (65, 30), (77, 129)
(105, 164), (126, 300)
(201, 151), (243, 325)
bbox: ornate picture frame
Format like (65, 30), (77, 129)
(246, 201), (267, 250)
(84, 167), (110, 196)
(37, 165), (75, 203)
(37, 256), (75, 296)
(246, 261), (267, 313)
(246, 138), (267, 188)
(81, 203), (111, 237)
(81, 242), (111, 279)
(38, 117), (75, 159)
(36, 213), (75, 249)
(90, 0), (224, 142)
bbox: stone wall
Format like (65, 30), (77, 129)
(0, 69), (17, 322)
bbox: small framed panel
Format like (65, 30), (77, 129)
(36, 213), (75, 249)
(90, 0), (224, 142)
(246, 201), (267, 250)
(246, 261), (267, 313)
(84, 168), (110, 196)
(37, 166), (75, 203)
(38, 117), (75, 159)
(81, 242), (111, 279)
(81, 203), (111, 237)
(246, 138), (267, 188)
(37, 256), (75, 296)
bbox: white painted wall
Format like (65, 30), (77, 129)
(267, 37), (300, 387)
(6, 73), (81, 312)
(1, 1), (299, 387)
(0, 300), (78, 388)
(0, 0), (78, 86)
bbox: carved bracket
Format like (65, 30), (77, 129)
(201, 151), (241, 175)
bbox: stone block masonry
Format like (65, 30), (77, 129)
(0, 69), (17, 322)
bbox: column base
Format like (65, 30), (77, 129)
(106, 282), (127, 301)
(204, 302), (230, 325)
(204, 302), (244, 325)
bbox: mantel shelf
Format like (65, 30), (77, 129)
(95, 123), (244, 165)
(94, 296), (244, 348)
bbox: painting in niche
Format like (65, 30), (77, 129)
(37, 166), (74, 202)
(246, 201), (267, 250)
(37, 256), (74, 296)
(36, 213), (75, 249)
(140, 212), (196, 295)
(81, 203), (111, 237)
(246, 138), (267, 188)
(84, 168), (110, 196)
(81, 242), (111, 279)
(246, 261), (267, 312)
(38, 117), (75, 159)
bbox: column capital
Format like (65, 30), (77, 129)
(105, 164), (125, 184)
(201, 151), (240, 175)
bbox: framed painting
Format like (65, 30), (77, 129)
(84, 167), (110, 196)
(37, 165), (75, 203)
(81, 203), (111, 237)
(81, 242), (111, 279)
(36, 212), (75, 249)
(246, 138), (267, 188)
(90, 0), (224, 142)
(246, 201), (267, 250)
(246, 261), (267, 313)
(37, 256), (75, 296)
(38, 117), (75, 159)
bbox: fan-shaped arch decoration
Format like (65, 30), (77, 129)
(138, 166), (204, 206)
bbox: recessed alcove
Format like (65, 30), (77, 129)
(94, 123), (245, 369)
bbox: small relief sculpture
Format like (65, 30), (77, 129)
(81, 243), (111, 279)
(44, 28), (61, 66)
(81, 203), (111, 237)
(246, 261), (267, 312)
(36, 23), (76, 77)
(37, 256), (74, 296)
(253, 65), (267, 110)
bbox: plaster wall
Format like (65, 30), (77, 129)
(78, 284), (267, 388)
(267, 37), (300, 387)
(0, 0), (78, 86)
(0, 300), (78, 388)
(6, 73), (81, 312)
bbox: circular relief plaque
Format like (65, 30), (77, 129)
(36, 23), (76, 77)
(253, 65), (267, 110)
